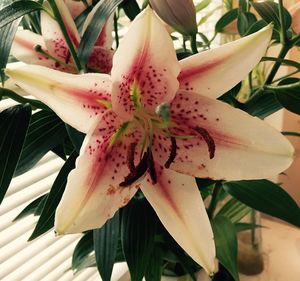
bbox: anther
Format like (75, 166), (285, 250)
(127, 142), (137, 173)
(164, 137), (177, 168)
(147, 149), (157, 184)
(120, 151), (148, 187)
(194, 127), (216, 159)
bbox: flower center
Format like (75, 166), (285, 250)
(111, 104), (216, 187)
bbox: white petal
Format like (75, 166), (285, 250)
(165, 91), (294, 180)
(178, 25), (272, 98)
(6, 65), (111, 133)
(111, 8), (180, 120)
(141, 166), (216, 274)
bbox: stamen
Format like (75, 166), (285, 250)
(127, 142), (137, 173)
(164, 137), (177, 168)
(194, 127), (216, 159)
(120, 151), (148, 187)
(34, 45), (67, 67)
(147, 149), (157, 184)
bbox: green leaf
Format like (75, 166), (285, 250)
(216, 197), (251, 223)
(275, 78), (300, 115)
(29, 152), (77, 240)
(0, 18), (21, 83)
(237, 12), (257, 36)
(252, 1), (292, 31)
(218, 82), (242, 107)
(215, 8), (238, 33)
(13, 194), (48, 221)
(120, 0), (140, 21)
(196, 0), (211, 12)
(212, 216), (239, 281)
(242, 91), (282, 118)
(72, 231), (94, 271)
(0, 1), (43, 29)
(65, 124), (85, 153)
(78, 0), (124, 67)
(246, 19), (268, 35)
(145, 246), (163, 281)
(0, 87), (50, 110)
(0, 104), (31, 204)
(223, 180), (300, 227)
(121, 199), (156, 281)
(15, 110), (67, 176)
(94, 211), (120, 281)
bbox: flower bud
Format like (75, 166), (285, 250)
(149, 0), (198, 35)
(289, 2), (300, 33)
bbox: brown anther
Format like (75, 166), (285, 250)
(164, 137), (177, 168)
(194, 127), (216, 159)
(127, 142), (137, 173)
(147, 149), (157, 184)
(120, 151), (148, 187)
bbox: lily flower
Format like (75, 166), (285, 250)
(11, 0), (113, 73)
(6, 8), (294, 274)
(149, 0), (198, 35)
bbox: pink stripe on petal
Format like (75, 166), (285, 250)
(178, 58), (224, 92)
(55, 110), (141, 234)
(178, 25), (273, 99)
(111, 8), (180, 120)
(6, 65), (112, 133)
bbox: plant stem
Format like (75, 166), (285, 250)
(291, 33), (300, 45)
(190, 34), (198, 54)
(207, 183), (221, 219)
(265, 44), (290, 84)
(264, 80), (300, 91)
(282, 131), (300, 137)
(48, 0), (83, 73)
(278, 0), (287, 44)
(114, 12), (119, 48)
(248, 71), (253, 92)
(251, 209), (257, 249)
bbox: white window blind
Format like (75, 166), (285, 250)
(0, 1), (221, 280)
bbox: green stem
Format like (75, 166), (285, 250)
(251, 209), (257, 249)
(278, 0), (287, 44)
(248, 71), (253, 92)
(114, 12), (119, 48)
(272, 69), (300, 83)
(291, 33), (300, 45)
(265, 44), (290, 84)
(190, 34), (198, 54)
(48, 0), (83, 73)
(207, 183), (221, 219)
(34, 45), (69, 67)
(282, 131), (300, 137)
(264, 80), (300, 91)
